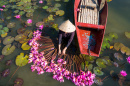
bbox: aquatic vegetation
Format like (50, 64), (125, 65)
(21, 0), (31, 3)
(107, 0), (112, 2)
(26, 12), (33, 17)
(0, 25), (9, 36)
(120, 46), (129, 54)
(49, 22), (54, 26)
(15, 53), (29, 67)
(114, 42), (124, 51)
(7, 22), (16, 28)
(93, 67), (104, 76)
(103, 35), (113, 42)
(2, 44), (15, 56)
(48, 14), (54, 21)
(2, 69), (10, 77)
(39, 0), (43, 4)
(113, 62), (119, 67)
(125, 31), (130, 39)
(96, 58), (106, 68)
(52, 24), (58, 30)
(120, 70), (127, 77)
(6, 16), (12, 20)
(55, 0), (61, 1)
(21, 42), (31, 50)
(15, 15), (21, 19)
(126, 56), (130, 64)
(109, 32), (118, 39)
(56, 10), (65, 16)
(6, 60), (12, 66)
(101, 40), (110, 49)
(114, 53), (123, 61)
(36, 22), (44, 27)
(0, 55), (4, 62)
(25, 21), (32, 26)
(54, 3), (61, 8)
(14, 78), (24, 86)
(43, 18), (49, 23)
(42, 6), (48, 9)
(3, 36), (14, 45)
(94, 77), (103, 85)
(17, 28), (26, 34)
(15, 34), (26, 41)
(85, 55), (96, 62)
(1, 33), (8, 38)
(102, 56), (112, 66)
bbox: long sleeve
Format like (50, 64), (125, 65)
(66, 31), (75, 48)
(59, 32), (62, 45)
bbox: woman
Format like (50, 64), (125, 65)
(58, 20), (76, 55)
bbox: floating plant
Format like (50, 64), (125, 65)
(36, 21), (44, 27)
(101, 40), (110, 49)
(2, 69), (10, 77)
(93, 67), (104, 76)
(15, 53), (29, 67)
(114, 42), (124, 51)
(103, 35), (113, 42)
(109, 32), (118, 39)
(17, 28), (26, 34)
(120, 46), (129, 54)
(0, 25), (9, 36)
(26, 12), (33, 17)
(54, 3), (61, 8)
(63, 0), (69, 2)
(48, 14), (54, 21)
(0, 55), (4, 62)
(43, 18), (49, 23)
(56, 10), (65, 16)
(42, 6), (48, 9)
(6, 16), (12, 20)
(125, 31), (130, 39)
(52, 24), (58, 30)
(114, 53), (123, 61)
(85, 55), (96, 62)
(19, 11), (25, 16)
(102, 56), (112, 66)
(15, 34), (26, 41)
(21, 42), (31, 50)
(1, 33), (8, 38)
(96, 58), (106, 68)
(7, 22), (16, 28)
(14, 78), (24, 86)
(2, 44), (16, 55)
(3, 36), (15, 45)
(55, 0), (61, 1)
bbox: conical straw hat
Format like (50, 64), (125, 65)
(59, 20), (76, 33)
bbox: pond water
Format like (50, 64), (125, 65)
(0, 0), (130, 86)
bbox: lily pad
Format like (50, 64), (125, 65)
(15, 34), (26, 41)
(48, 14), (54, 21)
(3, 36), (14, 45)
(14, 10), (19, 14)
(1, 32), (8, 37)
(96, 58), (106, 68)
(54, 3), (61, 8)
(6, 16), (12, 20)
(2, 44), (15, 55)
(21, 42), (31, 50)
(120, 46), (129, 54)
(42, 6), (48, 9)
(85, 55), (96, 61)
(114, 53), (123, 61)
(109, 32), (118, 39)
(36, 22), (44, 27)
(0, 25), (3, 29)
(3, 27), (9, 32)
(17, 28), (26, 34)
(125, 32), (130, 39)
(26, 12), (33, 17)
(19, 11), (25, 16)
(52, 24), (58, 30)
(102, 40), (110, 49)
(93, 67), (104, 76)
(43, 18), (49, 23)
(114, 42), (124, 51)
(7, 22), (16, 28)
(56, 10), (65, 16)
(104, 35), (113, 42)
(102, 56), (112, 66)
(15, 53), (29, 67)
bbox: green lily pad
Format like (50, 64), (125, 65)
(87, 64), (93, 71)
(42, 6), (48, 9)
(33, 5), (39, 9)
(81, 62), (85, 70)
(102, 56), (112, 66)
(0, 25), (3, 29)
(101, 40), (110, 49)
(11, 5), (17, 9)
(48, 14), (54, 21)
(104, 35), (113, 42)
(43, 18), (49, 23)
(93, 67), (104, 76)
(52, 24), (58, 30)
(85, 55), (96, 61)
(7, 22), (16, 28)
(56, 10), (65, 16)
(109, 32), (118, 39)
(125, 31), (130, 39)
(26, 12), (33, 17)
(0, 19), (4, 23)
(19, 11), (25, 16)
(15, 53), (29, 67)
(3, 9), (8, 11)
(55, 0), (61, 1)
(114, 42), (124, 51)
(54, 3), (61, 8)
(14, 10), (19, 14)
(6, 16), (12, 20)
(96, 58), (106, 68)
(6, 5), (11, 8)
(3, 27), (9, 32)
(9, 0), (16, 3)
(16, 2), (24, 6)
(1, 30), (5, 34)
(21, 0), (31, 3)
(63, 0), (69, 2)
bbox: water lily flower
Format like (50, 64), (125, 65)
(2, 5), (5, 8)
(39, 0), (43, 3)
(126, 56), (130, 64)
(39, 25), (43, 30)
(120, 70), (127, 77)
(0, 8), (3, 11)
(15, 15), (21, 19)
(27, 19), (32, 24)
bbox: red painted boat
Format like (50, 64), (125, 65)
(74, 0), (108, 57)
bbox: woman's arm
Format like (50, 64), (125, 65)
(58, 31), (62, 54)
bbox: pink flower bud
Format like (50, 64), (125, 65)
(27, 19), (32, 23)
(39, 0), (43, 3)
(15, 15), (21, 19)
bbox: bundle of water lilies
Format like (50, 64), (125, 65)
(28, 28), (96, 86)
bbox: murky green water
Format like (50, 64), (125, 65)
(0, 0), (130, 86)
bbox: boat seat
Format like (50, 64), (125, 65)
(85, 2), (97, 8)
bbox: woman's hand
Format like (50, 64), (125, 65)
(58, 49), (61, 55)
(62, 47), (67, 55)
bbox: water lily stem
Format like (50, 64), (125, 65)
(6, 66), (20, 86)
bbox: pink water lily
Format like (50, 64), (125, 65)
(2, 5), (5, 8)
(120, 70), (127, 77)
(0, 8), (3, 11)
(27, 19), (32, 23)
(15, 15), (21, 19)
(39, 0), (43, 3)
(126, 56), (130, 64)
(39, 25), (43, 30)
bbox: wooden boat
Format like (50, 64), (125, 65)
(74, 0), (108, 57)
